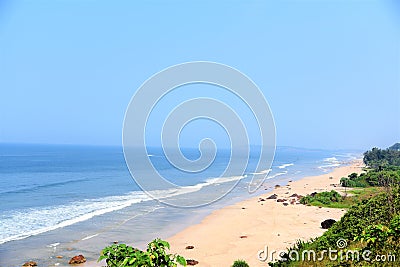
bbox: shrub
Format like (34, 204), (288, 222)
(99, 238), (186, 267)
(300, 190), (341, 205)
(232, 259), (249, 267)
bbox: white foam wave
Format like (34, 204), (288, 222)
(81, 233), (99, 241)
(278, 163), (294, 169)
(46, 242), (60, 248)
(323, 157), (339, 163)
(0, 174), (247, 245)
(0, 192), (152, 245)
(318, 157), (341, 172)
(249, 169), (272, 175)
(266, 171), (288, 179)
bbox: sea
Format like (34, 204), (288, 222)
(0, 144), (361, 266)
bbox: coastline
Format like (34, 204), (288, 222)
(167, 159), (364, 267)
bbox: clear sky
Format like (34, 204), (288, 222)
(0, 0), (399, 150)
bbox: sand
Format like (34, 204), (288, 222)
(168, 160), (364, 267)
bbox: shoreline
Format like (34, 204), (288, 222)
(167, 159), (364, 267)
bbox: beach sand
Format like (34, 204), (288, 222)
(168, 160), (364, 267)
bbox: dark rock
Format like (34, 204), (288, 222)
(186, 259), (199, 265)
(22, 262), (37, 267)
(310, 192), (318, 197)
(290, 193), (299, 198)
(185, 245), (194, 249)
(259, 198), (265, 201)
(321, 219), (336, 229)
(274, 185), (281, 188)
(69, 255), (86, 265)
(240, 235), (247, 238)
(266, 194), (278, 199)
(241, 207), (246, 209)
(276, 199), (285, 202)
(283, 203), (289, 206)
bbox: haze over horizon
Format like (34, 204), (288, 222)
(0, 1), (399, 150)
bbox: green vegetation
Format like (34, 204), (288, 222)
(269, 143), (400, 266)
(99, 239), (186, 267)
(340, 170), (400, 188)
(232, 259), (250, 267)
(299, 188), (382, 209)
(300, 190), (346, 208)
(355, 214), (400, 259)
(363, 146), (400, 170)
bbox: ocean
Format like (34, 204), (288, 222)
(0, 144), (361, 266)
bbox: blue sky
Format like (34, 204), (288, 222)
(0, 0), (399, 150)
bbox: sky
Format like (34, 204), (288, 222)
(0, 0), (399, 150)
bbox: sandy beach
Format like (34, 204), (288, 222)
(168, 160), (364, 267)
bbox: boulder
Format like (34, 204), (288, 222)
(185, 245), (194, 249)
(276, 199), (285, 202)
(69, 255), (86, 264)
(266, 194), (278, 199)
(321, 219), (336, 229)
(22, 262), (37, 267)
(186, 259), (199, 265)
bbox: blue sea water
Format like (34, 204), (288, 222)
(0, 144), (361, 266)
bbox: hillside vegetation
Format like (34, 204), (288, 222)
(270, 143), (400, 267)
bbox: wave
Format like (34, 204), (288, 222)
(0, 177), (92, 195)
(266, 171), (288, 180)
(0, 174), (246, 245)
(318, 157), (341, 172)
(0, 192), (153, 245)
(323, 157), (339, 163)
(278, 163), (294, 169)
(249, 169), (272, 175)
(153, 175), (247, 198)
(205, 175), (246, 185)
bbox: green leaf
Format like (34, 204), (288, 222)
(176, 255), (187, 266)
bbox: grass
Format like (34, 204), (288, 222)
(302, 187), (384, 209)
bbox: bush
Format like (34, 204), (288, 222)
(99, 238), (186, 267)
(300, 190), (341, 205)
(232, 259), (249, 267)
(270, 187), (400, 266)
(355, 214), (400, 263)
